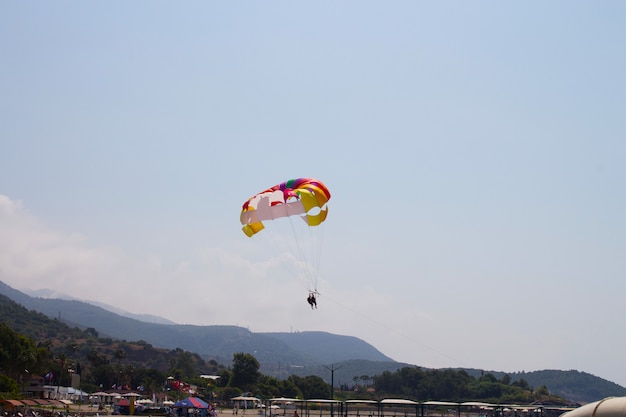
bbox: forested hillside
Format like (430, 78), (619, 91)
(458, 368), (626, 404)
(0, 292), (223, 391)
(1, 281), (624, 404)
(0, 281), (390, 367)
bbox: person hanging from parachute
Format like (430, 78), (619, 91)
(307, 291), (318, 309)
(240, 178), (331, 309)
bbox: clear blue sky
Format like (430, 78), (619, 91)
(2, 2), (626, 387)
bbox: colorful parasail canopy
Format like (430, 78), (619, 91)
(240, 177), (331, 237)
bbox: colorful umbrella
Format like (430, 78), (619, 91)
(172, 397), (209, 409)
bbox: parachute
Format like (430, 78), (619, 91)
(240, 178), (331, 294)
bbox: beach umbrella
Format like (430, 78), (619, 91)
(172, 397), (209, 409)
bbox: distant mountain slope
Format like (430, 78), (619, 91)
(23, 287), (177, 325)
(270, 358), (409, 385)
(263, 331), (393, 363)
(2, 280), (624, 403)
(459, 368), (626, 404)
(0, 292), (223, 376)
(0, 281), (391, 367)
(519, 369), (626, 404)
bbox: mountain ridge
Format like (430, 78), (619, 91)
(1, 280), (624, 403)
(0, 280), (392, 367)
(20, 287), (177, 325)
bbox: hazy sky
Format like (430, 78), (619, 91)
(2, 2), (626, 388)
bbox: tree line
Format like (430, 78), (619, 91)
(0, 322), (329, 402)
(369, 367), (567, 404)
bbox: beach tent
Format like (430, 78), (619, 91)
(231, 396), (261, 404)
(268, 397), (300, 407)
(172, 397), (209, 409)
(231, 396), (262, 410)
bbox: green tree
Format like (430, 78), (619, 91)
(86, 363), (118, 390)
(217, 369), (232, 387)
(218, 386), (242, 402)
(84, 327), (99, 338)
(0, 323), (49, 381)
(513, 378), (530, 390)
(87, 349), (109, 368)
(230, 352), (260, 390)
(135, 368), (167, 396)
(468, 374), (502, 401)
(0, 373), (19, 394)
(169, 350), (197, 380)
(288, 375), (329, 399)
(257, 374), (282, 399)
(114, 349), (127, 362)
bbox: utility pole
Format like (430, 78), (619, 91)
(322, 364), (343, 417)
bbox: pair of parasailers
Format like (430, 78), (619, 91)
(307, 291), (318, 309)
